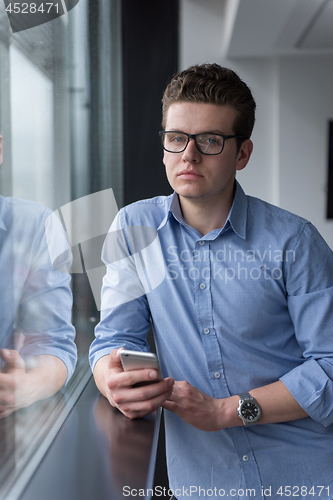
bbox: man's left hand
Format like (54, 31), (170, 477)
(161, 381), (234, 431)
(0, 349), (68, 419)
(0, 349), (29, 418)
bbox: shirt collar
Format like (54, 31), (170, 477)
(157, 193), (185, 231)
(157, 180), (248, 239)
(227, 180), (247, 239)
(169, 193), (188, 226)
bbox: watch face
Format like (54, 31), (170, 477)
(240, 402), (260, 422)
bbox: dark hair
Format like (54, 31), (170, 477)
(162, 64), (256, 148)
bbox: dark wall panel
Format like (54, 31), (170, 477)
(121, 2), (179, 495)
(122, 0), (179, 206)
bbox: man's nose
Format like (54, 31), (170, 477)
(182, 137), (200, 162)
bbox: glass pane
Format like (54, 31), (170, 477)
(0, 0), (123, 495)
(10, 44), (54, 205)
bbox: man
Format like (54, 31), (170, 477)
(90, 65), (333, 499)
(0, 134), (77, 418)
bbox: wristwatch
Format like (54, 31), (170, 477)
(237, 392), (261, 425)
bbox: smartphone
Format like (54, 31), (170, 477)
(120, 350), (163, 382)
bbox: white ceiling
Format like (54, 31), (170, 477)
(225, 0), (333, 57)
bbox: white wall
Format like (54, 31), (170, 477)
(278, 56), (333, 246)
(179, 0), (333, 248)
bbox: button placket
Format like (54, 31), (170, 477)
(194, 239), (226, 396)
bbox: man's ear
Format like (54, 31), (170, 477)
(236, 139), (253, 172)
(0, 135), (3, 166)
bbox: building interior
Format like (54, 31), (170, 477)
(0, 0), (332, 498)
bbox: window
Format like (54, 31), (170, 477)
(0, 1), (122, 496)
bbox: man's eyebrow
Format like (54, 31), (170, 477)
(166, 129), (228, 135)
(203, 130), (226, 135)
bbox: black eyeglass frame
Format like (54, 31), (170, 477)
(159, 131), (245, 155)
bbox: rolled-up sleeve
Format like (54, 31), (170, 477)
(16, 203), (77, 384)
(280, 223), (333, 426)
(89, 210), (152, 371)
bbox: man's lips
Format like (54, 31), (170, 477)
(177, 169), (203, 179)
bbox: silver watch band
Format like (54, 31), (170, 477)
(238, 392), (252, 401)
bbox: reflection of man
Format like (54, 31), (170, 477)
(90, 65), (333, 498)
(0, 135), (77, 418)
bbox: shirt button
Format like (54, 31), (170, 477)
(243, 455), (249, 462)
(199, 283), (206, 290)
(204, 328), (210, 334)
(214, 372), (221, 378)
(199, 241), (205, 246)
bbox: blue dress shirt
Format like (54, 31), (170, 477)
(0, 196), (77, 382)
(90, 181), (333, 499)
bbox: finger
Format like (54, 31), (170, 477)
(164, 390), (184, 404)
(108, 348), (125, 370)
(163, 381), (189, 400)
(161, 400), (181, 413)
(108, 365), (161, 392)
(118, 367), (162, 387)
(118, 382), (175, 418)
(1, 349), (25, 373)
(130, 377), (174, 401)
(112, 376), (173, 403)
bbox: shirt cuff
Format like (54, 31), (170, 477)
(280, 358), (333, 427)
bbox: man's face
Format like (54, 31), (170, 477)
(163, 102), (252, 206)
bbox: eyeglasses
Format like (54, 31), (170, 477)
(159, 131), (244, 155)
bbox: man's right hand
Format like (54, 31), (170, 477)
(93, 348), (174, 419)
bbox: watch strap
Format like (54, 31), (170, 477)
(238, 392), (252, 401)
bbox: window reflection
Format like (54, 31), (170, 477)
(10, 44), (54, 206)
(0, 0), (122, 495)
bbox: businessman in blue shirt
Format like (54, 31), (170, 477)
(91, 65), (333, 498)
